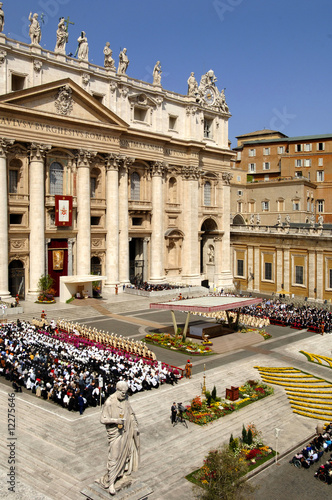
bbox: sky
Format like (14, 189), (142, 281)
(3, 0), (332, 147)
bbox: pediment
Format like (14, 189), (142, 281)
(128, 92), (158, 108)
(0, 78), (128, 129)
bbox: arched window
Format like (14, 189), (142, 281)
(204, 181), (211, 206)
(168, 177), (177, 203)
(130, 172), (140, 200)
(49, 162), (63, 195)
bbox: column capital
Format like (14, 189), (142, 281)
(0, 138), (14, 158)
(122, 156), (135, 169)
(222, 171), (233, 185)
(150, 161), (167, 177)
(76, 149), (97, 166)
(181, 165), (200, 180)
(106, 153), (122, 171)
(29, 143), (52, 161)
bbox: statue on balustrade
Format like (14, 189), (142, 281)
(29, 12), (42, 46)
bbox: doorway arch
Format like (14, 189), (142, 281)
(8, 260), (25, 299)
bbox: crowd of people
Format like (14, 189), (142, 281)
(127, 281), (182, 292)
(239, 300), (332, 333)
(0, 320), (180, 414)
(290, 424), (332, 484)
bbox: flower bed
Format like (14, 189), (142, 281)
(241, 327), (272, 340)
(144, 333), (213, 355)
(184, 380), (274, 425)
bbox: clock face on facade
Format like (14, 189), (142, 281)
(204, 87), (215, 105)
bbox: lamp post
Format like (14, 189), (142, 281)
(275, 428), (281, 464)
(202, 364), (206, 395)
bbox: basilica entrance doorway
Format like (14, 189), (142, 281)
(8, 260), (25, 299)
(129, 238), (144, 285)
(200, 219), (218, 279)
(48, 240), (68, 297)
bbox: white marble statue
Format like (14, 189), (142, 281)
(117, 48), (129, 75)
(187, 72), (198, 96)
(77, 31), (88, 61)
(285, 214), (291, 225)
(29, 12), (41, 46)
(318, 214), (324, 227)
(104, 42), (115, 69)
(153, 61), (162, 85)
(55, 17), (68, 54)
(276, 214), (282, 226)
(0, 3), (4, 33)
(249, 214), (255, 225)
(97, 381), (140, 495)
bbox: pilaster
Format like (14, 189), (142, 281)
(0, 138), (14, 299)
(149, 161), (166, 283)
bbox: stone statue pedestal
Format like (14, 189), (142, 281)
(81, 478), (153, 499)
(30, 45), (42, 55)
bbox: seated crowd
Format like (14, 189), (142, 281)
(0, 320), (180, 414)
(127, 281), (182, 292)
(289, 424), (332, 480)
(239, 300), (332, 333)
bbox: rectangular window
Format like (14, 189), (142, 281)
(278, 146), (284, 154)
(248, 148), (256, 157)
(263, 162), (270, 170)
(295, 266), (304, 285)
(304, 143), (312, 151)
(295, 159), (303, 167)
(295, 144), (303, 152)
(90, 177), (96, 198)
(317, 200), (324, 213)
(317, 170), (324, 182)
(317, 142), (325, 151)
(304, 159), (311, 167)
(91, 216), (101, 226)
(237, 259), (244, 277)
(134, 107), (147, 122)
(318, 158), (323, 167)
(10, 213), (23, 224)
(204, 119), (213, 138)
(293, 202), (300, 211)
(277, 199), (285, 211)
(169, 115), (177, 130)
(237, 190), (243, 196)
(262, 201), (269, 211)
(248, 163), (256, 173)
(264, 262), (272, 281)
(237, 152), (242, 161)
(9, 170), (18, 193)
(263, 147), (270, 155)
(11, 74), (25, 91)
(237, 201), (243, 213)
(132, 217), (143, 226)
(295, 171), (302, 178)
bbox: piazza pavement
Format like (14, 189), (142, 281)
(0, 292), (332, 499)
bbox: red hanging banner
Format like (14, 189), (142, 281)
(55, 195), (73, 226)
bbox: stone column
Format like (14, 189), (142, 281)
(0, 138), (14, 299)
(253, 246), (260, 292)
(276, 248), (283, 292)
(28, 143), (51, 297)
(150, 162), (166, 283)
(76, 149), (95, 275)
(67, 238), (75, 276)
(143, 237), (149, 282)
(181, 166), (200, 285)
(316, 251), (323, 301)
(247, 245), (254, 292)
(45, 238), (51, 276)
(104, 154), (121, 290)
(219, 172), (234, 287)
(283, 247), (290, 292)
(118, 157), (134, 284)
(213, 236), (223, 289)
(308, 250), (316, 300)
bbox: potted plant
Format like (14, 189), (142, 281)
(37, 274), (55, 303)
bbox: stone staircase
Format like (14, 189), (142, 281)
(0, 351), (317, 500)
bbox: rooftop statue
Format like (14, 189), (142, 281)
(29, 12), (41, 46)
(153, 61), (162, 85)
(0, 3), (4, 33)
(77, 31), (88, 61)
(55, 17), (68, 54)
(187, 72), (198, 96)
(96, 381), (140, 496)
(197, 69), (229, 113)
(117, 48), (129, 75)
(104, 42), (115, 69)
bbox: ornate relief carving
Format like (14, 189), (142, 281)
(181, 165), (201, 180)
(33, 59), (42, 72)
(76, 149), (97, 166)
(55, 85), (73, 116)
(0, 49), (6, 65)
(92, 239), (102, 248)
(110, 81), (117, 93)
(0, 138), (15, 158)
(150, 161), (166, 177)
(82, 72), (90, 85)
(221, 172), (233, 185)
(29, 143), (52, 161)
(11, 239), (26, 250)
(120, 86), (129, 97)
